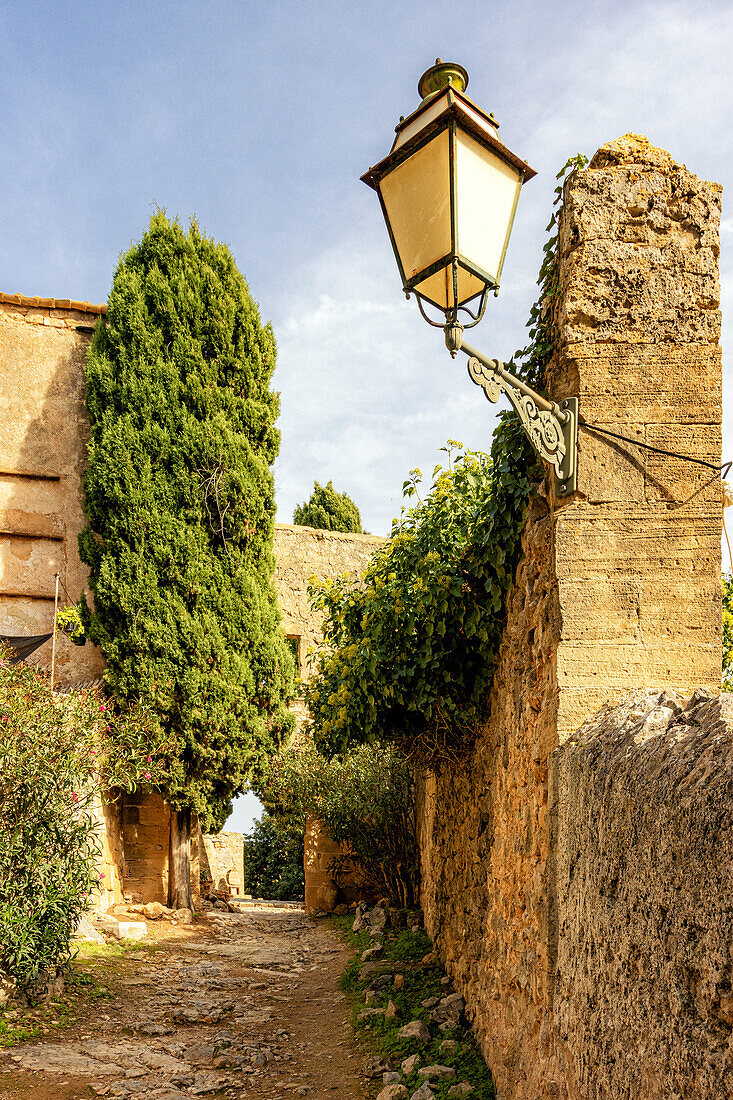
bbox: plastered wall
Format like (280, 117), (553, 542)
(416, 135), (723, 1100)
(0, 294), (105, 684)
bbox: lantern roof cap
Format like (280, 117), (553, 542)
(361, 80), (536, 191)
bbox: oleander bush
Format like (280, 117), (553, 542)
(0, 653), (163, 999)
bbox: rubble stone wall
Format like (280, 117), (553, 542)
(416, 135), (723, 1100)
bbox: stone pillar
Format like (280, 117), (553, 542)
(304, 818), (341, 912)
(549, 133), (722, 737)
(415, 135), (722, 1100)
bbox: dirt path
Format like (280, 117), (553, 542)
(0, 903), (365, 1100)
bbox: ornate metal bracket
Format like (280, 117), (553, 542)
(445, 326), (577, 496)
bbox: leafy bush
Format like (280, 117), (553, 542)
(303, 155), (590, 765)
(55, 605), (86, 646)
(305, 428), (539, 763)
(294, 481), (362, 533)
(243, 813), (304, 900)
(0, 653), (163, 998)
(265, 740), (419, 906)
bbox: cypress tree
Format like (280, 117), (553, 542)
(293, 480), (362, 533)
(79, 213), (295, 905)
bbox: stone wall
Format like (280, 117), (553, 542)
(273, 522), (384, 690)
(553, 689), (733, 1098)
(120, 791), (200, 907)
(416, 135), (723, 1099)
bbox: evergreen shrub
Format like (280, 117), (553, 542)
(243, 813), (304, 901)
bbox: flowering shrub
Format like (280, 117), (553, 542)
(305, 425), (539, 764)
(0, 652), (165, 998)
(304, 155), (589, 765)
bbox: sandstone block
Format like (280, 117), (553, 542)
(376, 1085), (408, 1100)
(397, 1020), (431, 1045)
(418, 1065), (455, 1081)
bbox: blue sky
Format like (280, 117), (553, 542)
(1, 0), (730, 832)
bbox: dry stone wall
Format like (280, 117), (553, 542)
(553, 689), (733, 1098)
(416, 134), (723, 1100)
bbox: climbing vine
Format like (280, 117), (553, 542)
(723, 572), (733, 691)
(306, 155), (588, 763)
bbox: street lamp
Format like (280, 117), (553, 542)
(361, 60), (578, 495)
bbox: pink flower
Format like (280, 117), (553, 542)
(144, 771), (151, 780)
(99, 704), (106, 712)
(90, 749), (97, 756)
(146, 756), (152, 763)
(71, 793), (79, 803)
(99, 872), (105, 880)
(106, 725), (110, 731)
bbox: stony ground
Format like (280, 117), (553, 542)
(0, 903), (365, 1100)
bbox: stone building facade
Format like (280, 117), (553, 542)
(416, 135), (726, 1100)
(0, 291), (383, 906)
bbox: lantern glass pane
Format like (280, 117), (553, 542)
(417, 265), (485, 311)
(380, 129), (451, 287)
(455, 130), (523, 286)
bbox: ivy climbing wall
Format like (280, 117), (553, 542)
(416, 135), (723, 1100)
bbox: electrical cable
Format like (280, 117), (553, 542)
(579, 419), (731, 476)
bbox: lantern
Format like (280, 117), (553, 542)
(361, 59), (536, 326)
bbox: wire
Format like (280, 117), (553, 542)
(579, 419), (731, 477)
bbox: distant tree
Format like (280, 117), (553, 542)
(293, 481), (361, 533)
(243, 813), (304, 900)
(79, 212), (295, 908)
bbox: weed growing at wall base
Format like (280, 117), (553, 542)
(336, 915), (495, 1097)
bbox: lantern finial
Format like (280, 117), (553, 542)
(417, 59), (469, 100)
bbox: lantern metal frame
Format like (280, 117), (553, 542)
(361, 61), (578, 496)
